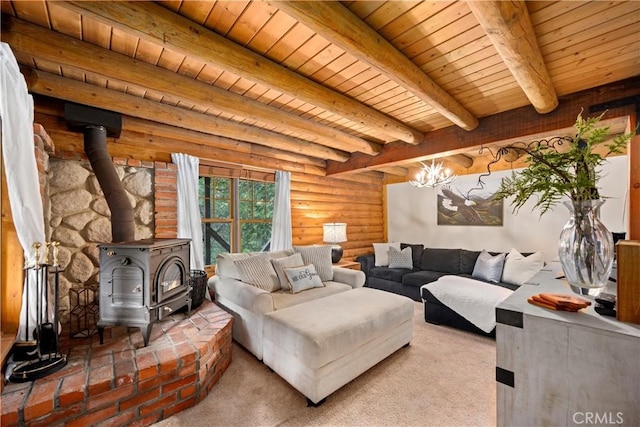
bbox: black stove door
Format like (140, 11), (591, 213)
(155, 255), (187, 302)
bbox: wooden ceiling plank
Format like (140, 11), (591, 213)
(110, 27), (139, 58)
(311, 52), (359, 86)
(204, 1), (250, 37)
(546, 39), (639, 77)
(226, 1), (279, 46)
(342, 1), (386, 21)
(467, 0), (558, 114)
(360, 1), (420, 31)
(181, 56), (208, 80)
(272, 1), (478, 133)
(298, 44), (350, 79)
(535, 2), (639, 48)
(263, 20), (315, 63)
(11, 0), (50, 28)
(47, 2), (81, 39)
(3, 17), (380, 156)
(324, 60), (371, 91)
(58, 1), (417, 143)
(133, 38), (163, 65)
(552, 63), (640, 99)
(196, 63), (224, 85)
(387, 2), (465, 50)
(84, 73), (107, 89)
(401, 10), (478, 60)
(543, 25), (638, 65)
(168, 0), (214, 26)
(248, 9), (298, 55)
(156, 49), (185, 73)
(24, 68), (350, 163)
(412, 26), (489, 69)
(59, 64), (85, 83)
(155, 1), (182, 14)
(326, 76), (640, 175)
(527, 1), (584, 26)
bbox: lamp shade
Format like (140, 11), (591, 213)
(323, 223), (347, 244)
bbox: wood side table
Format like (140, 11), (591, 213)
(334, 260), (361, 270)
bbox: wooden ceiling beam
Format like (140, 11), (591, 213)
(375, 166), (409, 177)
(272, 1), (479, 133)
(467, 0), (558, 114)
(445, 154), (474, 168)
(56, 1), (422, 144)
(326, 76), (640, 175)
(2, 16), (380, 156)
(24, 69), (350, 163)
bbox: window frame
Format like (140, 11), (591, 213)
(198, 163), (275, 269)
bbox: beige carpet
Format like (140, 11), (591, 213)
(156, 301), (496, 427)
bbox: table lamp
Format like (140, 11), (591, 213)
(323, 223), (347, 263)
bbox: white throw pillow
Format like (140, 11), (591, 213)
(234, 254), (280, 292)
(271, 253), (304, 292)
(388, 246), (413, 269)
(373, 242), (402, 267)
(283, 264), (325, 294)
(501, 249), (544, 285)
(472, 250), (506, 283)
(293, 245), (333, 282)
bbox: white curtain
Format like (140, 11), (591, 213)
(1, 43), (48, 341)
(270, 170), (292, 251)
(171, 153), (205, 271)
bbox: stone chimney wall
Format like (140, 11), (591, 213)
(44, 152), (177, 327)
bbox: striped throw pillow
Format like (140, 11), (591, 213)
(293, 245), (333, 282)
(234, 255), (280, 292)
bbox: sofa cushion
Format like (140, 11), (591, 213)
(401, 243), (424, 269)
(369, 266), (410, 283)
(283, 264), (324, 293)
(294, 245), (333, 282)
(402, 270), (449, 288)
(388, 246), (413, 269)
(271, 253), (305, 292)
(373, 242), (401, 267)
(216, 252), (253, 280)
(459, 249), (481, 275)
(217, 250), (293, 280)
(421, 248), (461, 274)
(501, 248), (544, 285)
(234, 254), (280, 292)
(270, 282), (351, 311)
(472, 250), (506, 283)
(263, 288), (414, 369)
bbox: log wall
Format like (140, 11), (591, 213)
(33, 96), (384, 262)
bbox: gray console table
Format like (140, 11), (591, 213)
(495, 268), (640, 426)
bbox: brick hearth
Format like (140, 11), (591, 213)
(1, 301), (233, 426)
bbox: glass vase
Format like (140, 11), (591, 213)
(558, 200), (614, 296)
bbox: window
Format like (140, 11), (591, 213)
(199, 175), (275, 267)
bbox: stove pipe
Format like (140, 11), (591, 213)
(83, 125), (135, 242)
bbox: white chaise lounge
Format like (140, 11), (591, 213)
(210, 248), (414, 404)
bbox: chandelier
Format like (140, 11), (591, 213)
(409, 160), (456, 188)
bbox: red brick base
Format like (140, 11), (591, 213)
(1, 301), (233, 426)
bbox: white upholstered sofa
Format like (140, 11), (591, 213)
(209, 249), (366, 360)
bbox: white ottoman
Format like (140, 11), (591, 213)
(262, 287), (414, 404)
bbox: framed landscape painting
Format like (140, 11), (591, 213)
(437, 185), (504, 226)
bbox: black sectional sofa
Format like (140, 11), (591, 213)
(356, 244), (521, 336)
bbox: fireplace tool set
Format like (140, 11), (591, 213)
(9, 241), (67, 382)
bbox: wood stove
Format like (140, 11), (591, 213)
(97, 238), (192, 346)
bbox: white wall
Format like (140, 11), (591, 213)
(387, 155), (629, 262)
